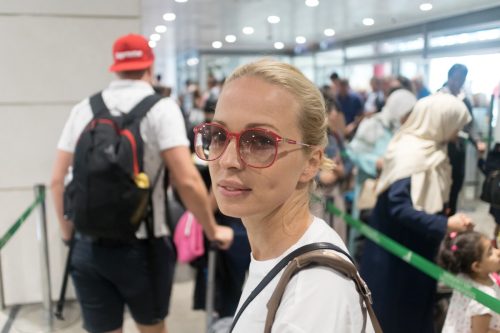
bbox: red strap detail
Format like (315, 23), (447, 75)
(121, 130), (139, 176)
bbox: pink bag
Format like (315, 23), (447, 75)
(173, 211), (205, 263)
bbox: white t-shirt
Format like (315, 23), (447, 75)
(442, 274), (500, 333)
(57, 80), (189, 238)
(232, 217), (375, 333)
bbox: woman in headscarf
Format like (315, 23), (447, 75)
(346, 89), (417, 257)
(359, 93), (475, 333)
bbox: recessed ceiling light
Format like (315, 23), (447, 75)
(187, 57), (199, 66)
(274, 42), (284, 49)
(295, 36), (306, 44)
(419, 3), (433, 11)
(212, 41), (222, 49)
(175, 0), (188, 2)
(150, 33), (161, 42)
(267, 16), (280, 24)
(324, 28), (335, 37)
(362, 18), (375, 26)
(148, 41), (157, 48)
(242, 26), (254, 35)
(305, 0), (319, 7)
(163, 12), (176, 21)
(155, 25), (167, 33)
(225, 35), (237, 43)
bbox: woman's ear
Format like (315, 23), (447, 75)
(299, 148), (322, 183)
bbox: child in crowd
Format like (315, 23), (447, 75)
(438, 231), (500, 333)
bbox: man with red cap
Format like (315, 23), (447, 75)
(51, 33), (233, 333)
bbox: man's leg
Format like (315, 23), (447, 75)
(120, 237), (176, 333)
(70, 238), (126, 333)
(136, 321), (167, 333)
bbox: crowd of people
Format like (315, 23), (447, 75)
(50, 33), (499, 333)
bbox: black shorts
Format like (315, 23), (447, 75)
(70, 235), (176, 333)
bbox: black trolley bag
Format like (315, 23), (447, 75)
(480, 143), (500, 208)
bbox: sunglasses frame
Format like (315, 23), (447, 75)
(193, 122), (312, 168)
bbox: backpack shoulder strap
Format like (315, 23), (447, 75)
(123, 94), (163, 126)
(229, 242), (354, 332)
(264, 249), (383, 333)
(89, 92), (110, 118)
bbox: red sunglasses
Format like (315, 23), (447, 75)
(193, 123), (312, 168)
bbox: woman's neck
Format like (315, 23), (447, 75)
(242, 193), (312, 261)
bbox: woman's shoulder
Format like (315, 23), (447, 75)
(305, 217), (347, 249)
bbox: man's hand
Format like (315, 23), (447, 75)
(211, 225), (234, 250)
(476, 141), (486, 155)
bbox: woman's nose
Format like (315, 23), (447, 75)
(219, 137), (243, 169)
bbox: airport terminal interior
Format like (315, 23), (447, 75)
(2, 0), (500, 332)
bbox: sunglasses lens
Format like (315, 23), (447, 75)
(239, 130), (277, 167)
(195, 124), (228, 160)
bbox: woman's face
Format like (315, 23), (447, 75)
(208, 76), (319, 220)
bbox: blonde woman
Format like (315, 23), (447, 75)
(193, 59), (376, 332)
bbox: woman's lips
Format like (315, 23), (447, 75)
(217, 181), (251, 197)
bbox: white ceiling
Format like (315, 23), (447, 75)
(141, 0), (500, 56)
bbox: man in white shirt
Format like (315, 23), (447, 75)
(50, 33), (233, 333)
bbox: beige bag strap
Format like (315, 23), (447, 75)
(264, 249), (383, 333)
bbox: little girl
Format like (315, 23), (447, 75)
(438, 231), (500, 333)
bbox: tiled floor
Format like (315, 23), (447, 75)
(0, 198), (496, 333)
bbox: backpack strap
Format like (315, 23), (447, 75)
(264, 248), (383, 333)
(89, 92), (110, 118)
(229, 242), (354, 332)
(123, 94), (163, 126)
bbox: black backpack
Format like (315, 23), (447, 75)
(480, 143), (500, 208)
(64, 92), (162, 240)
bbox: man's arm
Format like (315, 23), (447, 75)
(161, 146), (233, 249)
(50, 150), (74, 242)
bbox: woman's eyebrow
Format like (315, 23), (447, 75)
(211, 120), (280, 132)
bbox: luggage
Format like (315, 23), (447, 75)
(64, 92), (162, 240)
(479, 143), (500, 208)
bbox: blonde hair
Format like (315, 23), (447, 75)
(224, 58), (334, 172)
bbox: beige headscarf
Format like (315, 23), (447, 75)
(375, 93), (471, 214)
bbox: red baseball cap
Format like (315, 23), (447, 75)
(109, 34), (154, 72)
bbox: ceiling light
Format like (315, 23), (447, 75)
(305, 0), (319, 7)
(163, 12), (176, 21)
(148, 41), (157, 48)
(362, 18), (375, 26)
(242, 26), (254, 35)
(155, 25), (167, 33)
(295, 36), (306, 44)
(150, 33), (161, 42)
(212, 41), (222, 49)
(267, 16), (280, 24)
(274, 42), (284, 49)
(419, 3), (433, 11)
(225, 35), (237, 43)
(324, 28), (335, 37)
(175, 0), (188, 2)
(187, 57), (199, 66)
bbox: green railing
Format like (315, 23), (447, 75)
(0, 190), (45, 250)
(325, 201), (500, 314)
(0, 185), (52, 317)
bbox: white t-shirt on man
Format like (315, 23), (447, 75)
(232, 217), (375, 333)
(57, 79), (189, 238)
